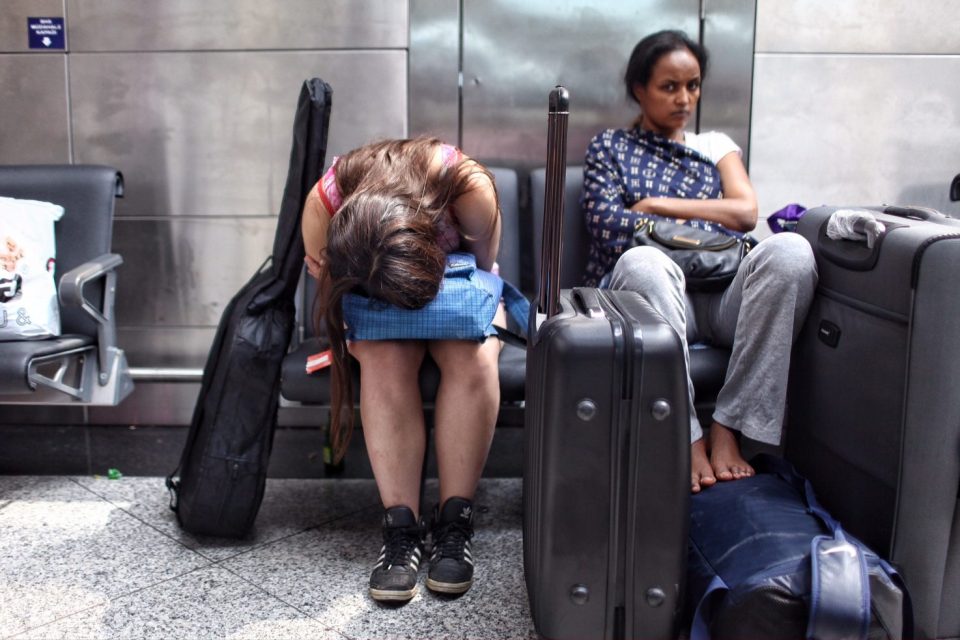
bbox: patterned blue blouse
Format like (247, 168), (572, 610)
(580, 127), (742, 287)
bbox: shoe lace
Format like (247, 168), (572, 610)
(433, 522), (471, 560)
(383, 527), (421, 569)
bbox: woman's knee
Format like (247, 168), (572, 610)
(609, 246), (684, 293)
(750, 233), (817, 282)
(429, 339), (500, 386)
(349, 340), (426, 376)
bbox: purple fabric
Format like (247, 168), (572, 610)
(768, 203), (807, 233)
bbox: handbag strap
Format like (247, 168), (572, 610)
(690, 574), (730, 640)
(787, 463), (912, 639)
(690, 538), (871, 640)
(492, 281), (532, 348)
(808, 530), (870, 640)
(502, 281), (530, 332)
(762, 456), (880, 640)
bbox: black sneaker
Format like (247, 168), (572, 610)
(368, 506), (424, 602)
(426, 496), (475, 594)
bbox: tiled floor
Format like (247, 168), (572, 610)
(0, 475), (537, 640)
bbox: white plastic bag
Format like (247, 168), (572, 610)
(0, 196), (65, 340)
(826, 209), (886, 248)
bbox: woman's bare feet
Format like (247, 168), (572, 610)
(708, 422), (754, 481)
(690, 438), (716, 493)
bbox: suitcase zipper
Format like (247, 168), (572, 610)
(910, 233), (960, 287)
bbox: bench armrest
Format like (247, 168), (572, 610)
(58, 252), (124, 385)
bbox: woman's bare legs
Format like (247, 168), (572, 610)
(428, 336), (502, 504)
(349, 339), (429, 517)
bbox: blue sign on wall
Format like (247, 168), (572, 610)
(27, 17), (65, 50)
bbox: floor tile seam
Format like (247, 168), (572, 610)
(200, 501), (383, 564)
(2, 599), (109, 640)
(0, 562), (216, 640)
(61, 477), (381, 565)
(212, 561), (353, 640)
(65, 476), (221, 564)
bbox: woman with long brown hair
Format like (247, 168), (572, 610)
(301, 137), (503, 603)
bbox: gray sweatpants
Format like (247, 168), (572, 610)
(607, 233), (818, 445)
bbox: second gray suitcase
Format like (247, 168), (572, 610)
(524, 287), (690, 640)
(788, 204), (960, 639)
(523, 86), (689, 640)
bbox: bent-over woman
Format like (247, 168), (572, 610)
(301, 137), (503, 602)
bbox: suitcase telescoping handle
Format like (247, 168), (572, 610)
(537, 86), (570, 318)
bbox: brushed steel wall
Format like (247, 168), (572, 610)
(409, 0), (757, 166)
(0, 54), (70, 162)
(0, 0), (70, 162)
(65, 0), (407, 51)
(2, 0), (762, 426)
(750, 0), (960, 230)
(0, 0), (409, 426)
(458, 0), (701, 167)
(756, 0), (958, 54)
(0, 0), (64, 53)
(69, 51), (407, 218)
(408, 0), (459, 144)
(700, 0), (758, 163)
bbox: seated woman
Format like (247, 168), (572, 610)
(581, 30), (818, 493)
(301, 137), (504, 602)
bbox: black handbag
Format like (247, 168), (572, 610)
(633, 218), (752, 291)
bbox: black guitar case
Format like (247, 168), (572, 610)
(166, 78), (333, 537)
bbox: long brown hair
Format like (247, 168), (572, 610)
(318, 137), (498, 461)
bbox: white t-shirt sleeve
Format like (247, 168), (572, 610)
(682, 131), (741, 165)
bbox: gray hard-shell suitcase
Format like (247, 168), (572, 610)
(523, 86), (690, 640)
(788, 204), (960, 639)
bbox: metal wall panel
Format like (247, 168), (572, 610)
(409, 0), (459, 143)
(701, 0), (758, 162)
(461, 0), (700, 167)
(86, 383), (324, 426)
(66, 0), (407, 52)
(749, 54), (960, 221)
(0, 54), (70, 162)
(111, 217), (279, 327)
(0, 0), (64, 52)
(88, 382), (200, 427)
(756, 0), (960, 54)
(69, 51), (407, 217)
(118, 328), (217, 369)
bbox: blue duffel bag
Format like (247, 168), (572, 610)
(687, 454), (912, 640)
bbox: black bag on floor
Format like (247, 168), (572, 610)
(686, 455), (912, 640)
(165, 78), (332, 537)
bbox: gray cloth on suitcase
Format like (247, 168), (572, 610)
(607, 232), (817, 444)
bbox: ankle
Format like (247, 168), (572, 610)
(709, 422), (739, 445)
